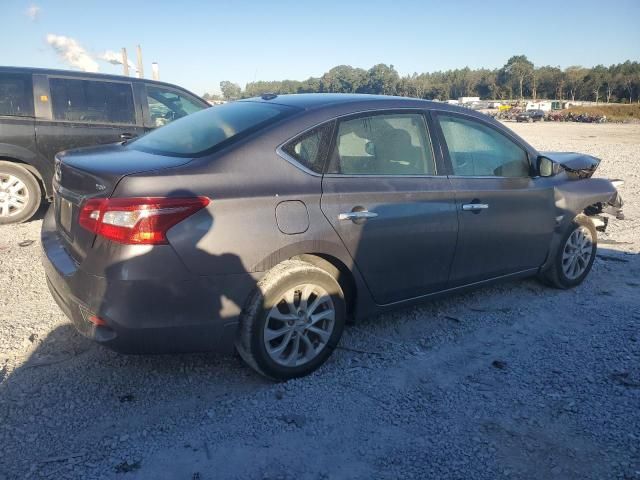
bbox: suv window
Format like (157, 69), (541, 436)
(282, 123), (333, 173)
(130, 101), (296, 157)
(329, 113), (435, 175)
(50, 78), (135, 124)
(0, 73), (34, 117)
(146, 86), (204, 127)
(438, 114), (529, 177)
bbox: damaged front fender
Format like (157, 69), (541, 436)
(539, 176), (623, 273)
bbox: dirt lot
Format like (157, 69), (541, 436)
(1, 122), (639, 480)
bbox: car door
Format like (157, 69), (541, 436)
(320, 110), (458, 305)
(142, 84), (207, 131)
(0, 71), (36, 160)
(34, 75), (145, 163)
(433, 111), (555, 287)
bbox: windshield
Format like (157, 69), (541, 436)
(129, 101), (297, 156)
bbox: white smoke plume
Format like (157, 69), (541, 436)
(26, 5), (41, 21)
(46, 34), (99, 72)
(101, 50), (137, 72)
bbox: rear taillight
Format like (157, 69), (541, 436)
(79, 197), (210, 245)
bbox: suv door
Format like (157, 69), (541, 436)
(35, 76), (145, 163)
(142, 84), (206, 130)
(0, 72), (36, 160)
(320, 111), (458, 305)
(433, 112), (555, 286)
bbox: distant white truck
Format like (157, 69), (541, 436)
(526, 100), (553, 112)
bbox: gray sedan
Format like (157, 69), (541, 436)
(42, 94), (623, 380)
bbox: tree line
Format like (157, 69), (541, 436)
(203, 56), (640, 104)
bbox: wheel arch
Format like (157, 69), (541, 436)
(0, 150), (51, 199)
(252, 238), (375, 321)
(292, 253), (357, 319)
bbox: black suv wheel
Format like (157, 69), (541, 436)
(0, 161), (41, 224)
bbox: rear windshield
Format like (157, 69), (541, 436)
(129, 101), (297, 156)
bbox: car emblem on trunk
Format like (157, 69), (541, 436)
(95, 184), (106, 191)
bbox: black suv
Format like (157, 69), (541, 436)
(515, 109), (545, 123)
(0, 66), (209, 224)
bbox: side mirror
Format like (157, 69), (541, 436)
(538, 156), (561, 177)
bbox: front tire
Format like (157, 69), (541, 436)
(0, 161), (41, 224)
(541, 215), (597, 289)
(236, 259), (346, 380)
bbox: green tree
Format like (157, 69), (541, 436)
(219, 80), (242, 100)
(585, 65), (607, 103)
(565, 66), (587, 101)
(503, 55), (534, 99)
(321, 65), (367, 93)
(364, 64), (399, 95)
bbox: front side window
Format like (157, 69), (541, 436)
(438, 114), (530, 177)
(146, 86), (204, 127)
(0, 73), (33, 117)
(281, 123), (333, 173)
(329, 113), (435, 175)
(50, 78), (135, 124)
(130, 101), (297, 157)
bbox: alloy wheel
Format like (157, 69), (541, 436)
(0, 174), (29, 218)
(263, 284), (336, 367)
(562, 226), (594, 280)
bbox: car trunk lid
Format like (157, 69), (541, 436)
(53, 143), (192, 263)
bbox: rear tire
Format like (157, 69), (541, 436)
(0, 161), (41, 225)
(540, 215), (597, 289)
(235, 259), (346, 381)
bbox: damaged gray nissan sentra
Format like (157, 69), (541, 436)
(41, 94), (624, 380)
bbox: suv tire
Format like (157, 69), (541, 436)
(0, 161), (41, 225)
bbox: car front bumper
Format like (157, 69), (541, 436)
(41, 207), (259, 354)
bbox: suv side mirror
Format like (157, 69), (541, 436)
(538, 156), (561, 177)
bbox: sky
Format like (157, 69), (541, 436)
(1, 0), (639, 96)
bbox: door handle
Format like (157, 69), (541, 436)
(462, 203), (489, 211)
(338, 210), (378, 221)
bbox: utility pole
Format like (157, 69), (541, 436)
(121, 48), (129, 76)
(136, 45), (144, 79)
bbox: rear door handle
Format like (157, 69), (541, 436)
(338, 210), (378, 221)
(462, 203), (489, 211)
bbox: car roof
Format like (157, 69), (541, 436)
(242, 93), (428, 109)
(241, 93), (487, 117)
(0, 65), (198, 92)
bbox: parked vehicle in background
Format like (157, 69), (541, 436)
(516, 109), (545, 123)
(0, 66), (208, 224)
(41, 94), (623, 380)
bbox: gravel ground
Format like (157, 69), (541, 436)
(1, 122), (639, 480)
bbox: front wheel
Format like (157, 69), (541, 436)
(0, 161), (42, 224)
(540, 215), (597, 289)
(236, 259), (346, 380)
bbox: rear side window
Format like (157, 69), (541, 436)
(130, 101), (297, 157)
(49, 78), (135, 124)
(281, 123), (334, 173)
(329, 113), (436, 175)
(0, 73), (33, 117)
(438, 114), (530, 177)
(146, 85), (205, 127)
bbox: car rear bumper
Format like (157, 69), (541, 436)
(41, 207), (259, 354)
